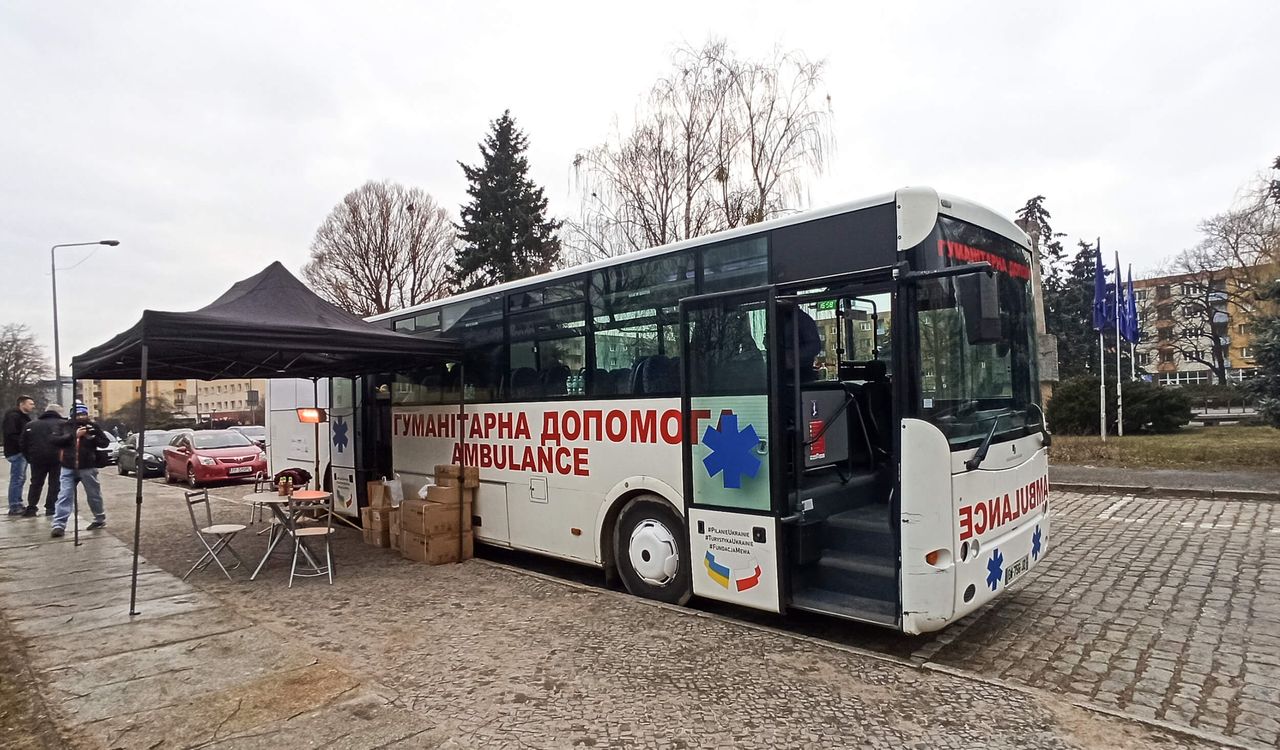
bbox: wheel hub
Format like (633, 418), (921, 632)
(629, 519), (679, 586)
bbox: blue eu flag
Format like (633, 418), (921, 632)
(1091, 243), (1110, 332)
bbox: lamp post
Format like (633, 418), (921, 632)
(51, 240), (119, 406)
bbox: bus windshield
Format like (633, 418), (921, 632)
(913, 218), (1040, 449)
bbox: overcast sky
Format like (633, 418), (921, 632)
(2, 1), (1277, 370)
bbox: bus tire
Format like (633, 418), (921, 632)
(613, 495), (691, 606)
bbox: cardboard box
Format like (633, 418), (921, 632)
(400, 497), (472, 536)
(424, 484), (475, 507)
(366, 481), (392, 510)
(435, 464), (480, 489)
(360, 507), (393, 548)
(389, 508), (401, 552)
(401, 529), (473, 565)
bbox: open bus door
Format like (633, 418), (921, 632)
(679, 287), (784, 612)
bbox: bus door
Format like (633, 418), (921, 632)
(679, 287), (783, 612)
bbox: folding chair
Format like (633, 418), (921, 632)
(288, 491), (336, 587)
(183, 489), (249, 581)
(248, 473), (272, 527)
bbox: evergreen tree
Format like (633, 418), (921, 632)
(1247, 280), (1280, 428)
(1052, 240), (1104, 379)
(451, 111), (562, 291)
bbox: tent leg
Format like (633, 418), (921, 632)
(457, 360), (466, 562)
(312, 378), (321, 489)
(129, 345), (147, 617)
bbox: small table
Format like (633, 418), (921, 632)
(244, 494), (323, 580)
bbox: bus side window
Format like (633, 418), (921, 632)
(442, 294), (505, 403)
(588, 251), (691, 398)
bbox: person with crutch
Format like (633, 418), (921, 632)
(49, 404), (109, 538)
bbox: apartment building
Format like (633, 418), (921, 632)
(1132, 270), (1260, 386)
(77, 378), (266, 424)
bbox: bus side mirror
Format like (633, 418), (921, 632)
(957, 272), (1003, 345)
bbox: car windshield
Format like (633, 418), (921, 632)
(237, 427), (266, 438)
(192, 431), (254, 449)
(912, 217), (1040, 449)
(142, 433), (170, 447)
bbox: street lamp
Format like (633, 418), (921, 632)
(51, 240), (120, 406)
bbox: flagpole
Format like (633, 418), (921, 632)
(1130, 342), (1136, 380)
(1099, 331), (1106, 441)
(1115, 251), (1124, 437)
(1096, 237), (1107, 442)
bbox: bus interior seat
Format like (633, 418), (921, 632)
(842, 360), (892, 457)
(511, 367), (539, 398)
(609, 368), (633, 395)
(543, 364), (570, 396)
(632, 355), (678, 395)
(591, 368), (613, 395)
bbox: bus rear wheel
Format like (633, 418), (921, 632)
(614, 496), (691, 606)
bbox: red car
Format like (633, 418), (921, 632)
(163, 430), (267, 488)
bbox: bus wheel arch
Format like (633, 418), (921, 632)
(611, 493), (692, 606)
(596, 476), (683, 582)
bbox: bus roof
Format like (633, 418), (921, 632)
(368, 188), (1027, 322)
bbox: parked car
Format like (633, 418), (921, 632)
(103, 434), (122, 465)
(163, 430), (267, 488)
(229, 425), (267, 448)
(117, 430), (173, 477)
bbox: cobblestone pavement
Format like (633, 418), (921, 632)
(680, 491), (1279, 748)
(928, 491), (1280, 747)
(0, 474), (1225, 749)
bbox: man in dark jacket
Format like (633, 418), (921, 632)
(4, 395), (35, 515)
(20, 404), (66, 517)
(50, 403), (109, 537)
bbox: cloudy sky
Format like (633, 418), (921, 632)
(2, 1), (1277, 370)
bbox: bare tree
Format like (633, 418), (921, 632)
(303, 181), (454, 316)
(0, 324), (52, 409)
(568, 40), (833, 261)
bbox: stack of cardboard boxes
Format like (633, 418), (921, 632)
(362, 464), (478, 565)
(360, 484), (394, 548)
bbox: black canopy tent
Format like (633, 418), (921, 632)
(72, 262), (460, 614)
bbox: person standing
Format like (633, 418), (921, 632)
(20, 404), (66, 517)
(50, 404), (109, 538)
(4, 396), (35, 516)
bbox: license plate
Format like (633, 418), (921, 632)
(227, 466), (253, 475)
(1004, 554), (1029, 585)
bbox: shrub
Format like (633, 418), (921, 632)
(1047, 377), (1191, 435)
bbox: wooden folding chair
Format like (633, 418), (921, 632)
(183, 489), (249, 581)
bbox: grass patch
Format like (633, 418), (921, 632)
(1050, 425), (1280, 470)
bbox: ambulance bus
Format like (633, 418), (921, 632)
(349, 187), (1048, 634)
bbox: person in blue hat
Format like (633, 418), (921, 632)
(49, 403), (110, 537)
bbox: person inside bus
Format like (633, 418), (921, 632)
(779, 304), (822, 383)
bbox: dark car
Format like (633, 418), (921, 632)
(117, 430), (173, 477)
(229, 425), (267, 448)
(164, 430), (267, 488)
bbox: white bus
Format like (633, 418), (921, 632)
(343, 187), (1048, 634)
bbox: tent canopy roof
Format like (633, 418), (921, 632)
(72, 262), (458, 381)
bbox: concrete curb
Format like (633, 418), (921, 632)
(1052, 482), (1280, 502)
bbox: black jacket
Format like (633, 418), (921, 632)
(2, 408), (31, 457)
(20, 411), (66, 466)
(51, 420), (110, 470)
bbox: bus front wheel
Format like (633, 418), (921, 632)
(614, 496), (692, 606)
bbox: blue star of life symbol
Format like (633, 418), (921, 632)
(701, 414), (761, 489)
(1031, 525), (1042, 561)
(986, 549), (1004, 591)
(332, 416), (348, 454)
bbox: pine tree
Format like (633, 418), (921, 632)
(451, 111), (562, 291)
(1246, 280), (1280, 427)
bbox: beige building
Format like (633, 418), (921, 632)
(1132, 269), (1262, 386)
(78, 378), (266, 425)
